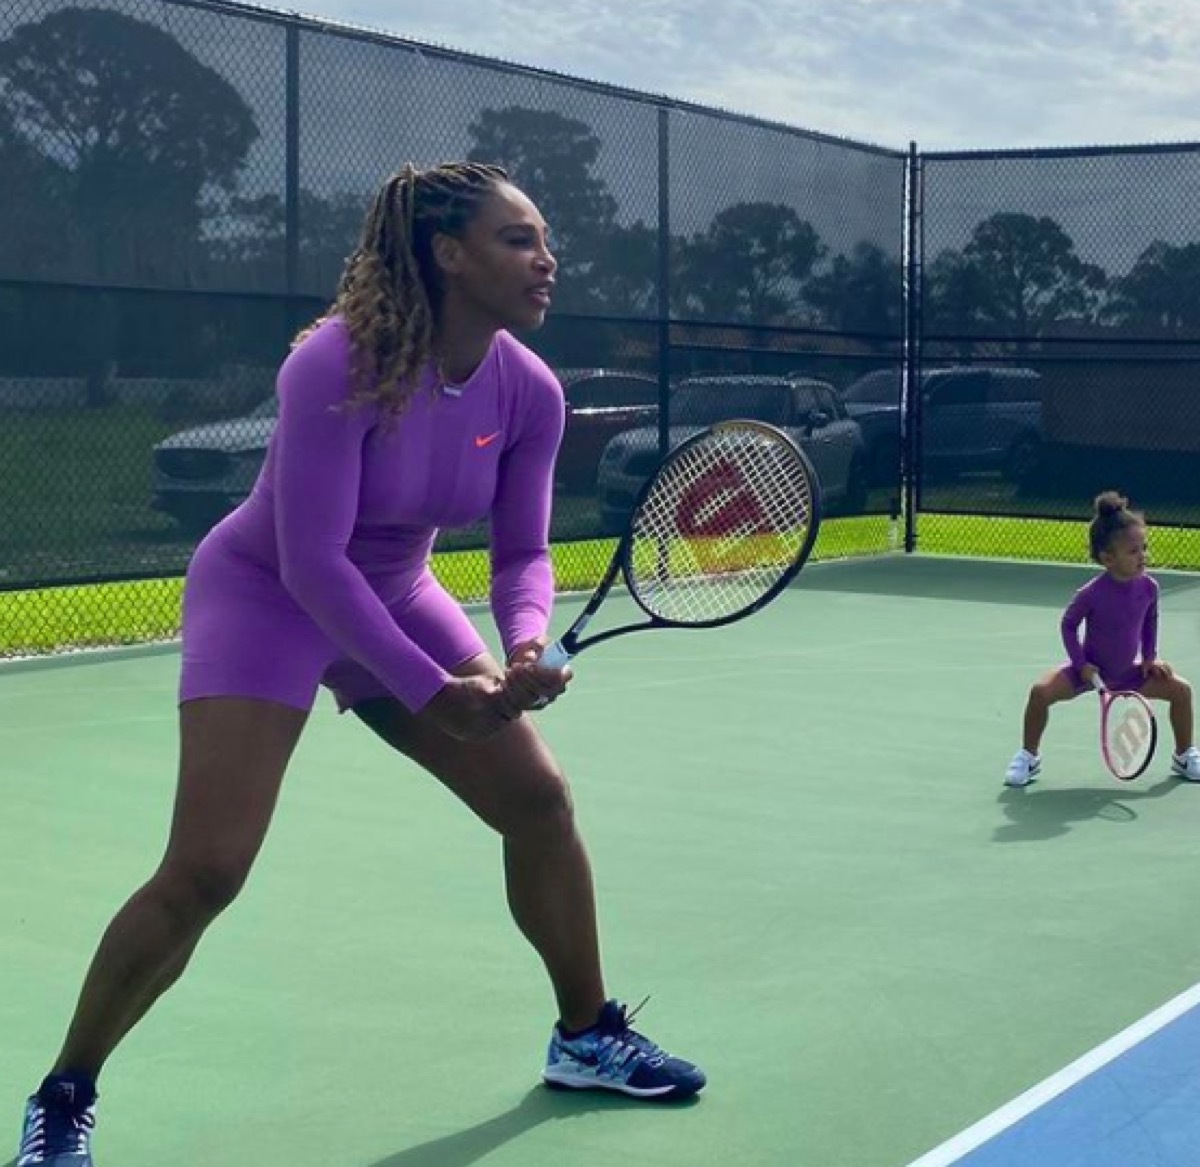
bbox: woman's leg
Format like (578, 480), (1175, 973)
(51, 696), (307, 1077)
(352, 655), (605, 1033)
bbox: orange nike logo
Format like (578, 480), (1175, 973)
(475, 431), (502, 448)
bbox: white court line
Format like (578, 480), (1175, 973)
(0, 713), (172, 737)
(904, 981), (1200, 1167)
(0, 680), (171, 702)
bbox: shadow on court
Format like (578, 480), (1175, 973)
(363, 1086), (698, 1167)
(794, 554), (1200, 609)
(993, 777), (1183, 841)
(0, 1091), (699, 1167)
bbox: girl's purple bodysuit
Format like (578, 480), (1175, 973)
(1058, 572), (1159, 693)
(180, 317), (563, 713)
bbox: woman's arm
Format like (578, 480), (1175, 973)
(273, 326), (450, 711)
(488, 365), (565, 659)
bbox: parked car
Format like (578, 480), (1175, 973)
(152, 396), (276, 534)
(152, 367), (664, 534)
(555, 368), (660, 492)
(841, 365), (1044, 485)
(595, 374), (868, 534)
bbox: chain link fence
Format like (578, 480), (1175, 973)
(3, 0), (1197, 659)
(0, 0), (903, 656)
(915, 146), (1200, 567)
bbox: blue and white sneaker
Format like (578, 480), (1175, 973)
(17, 1075), (96, 1166)
(543, 999), (706, 1100)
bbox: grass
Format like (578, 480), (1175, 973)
(3, 513), (1196, 659)
(5, 401), (1194, 655)
(0, 407), (185, 557)
(0, 516), (890, 657)
(920, 512), (1200, 570)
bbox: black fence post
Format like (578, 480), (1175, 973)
(903, 140), (924, 553)
(657, 105), (671, 455)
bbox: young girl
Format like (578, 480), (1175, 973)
(1006, 491), (1200, 787)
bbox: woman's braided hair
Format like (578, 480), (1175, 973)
(296, 161), (509, 415)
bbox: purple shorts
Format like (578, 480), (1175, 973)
(179, 535), (487, 713)
(1060, 664), (1146, 695)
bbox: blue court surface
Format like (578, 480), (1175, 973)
(907, 984), (1200, 1167)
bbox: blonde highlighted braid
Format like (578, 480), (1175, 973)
(296, 161), (510, 415)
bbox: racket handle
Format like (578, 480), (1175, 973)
(1090, 674), (1107, 694)
(526, 640), (573, 711)
(539, 641), (573, 670)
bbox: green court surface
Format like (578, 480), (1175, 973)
(4, 555), (1200, 1166)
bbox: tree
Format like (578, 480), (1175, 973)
(804, 242), (902, 338)
(587, 221), (660, 316)
(1106, 241), (1200, 338)
(923, 248), (992, 341)
(674, 203), (826, 324)
(0, 7), (258, 284)
(467, 106), (638, 312)
(209, 189), (366, 293)
(959, 212), (1106, 339)
(0, 98), (66, 275)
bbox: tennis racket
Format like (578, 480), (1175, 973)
(1091, 675), (1157, 781)
(536, 419), (821, 683)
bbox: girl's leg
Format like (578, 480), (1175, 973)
(1141, 673), (1194, 754)
(52, 696), (307, 1077)
(352, 655), (605, 1033)
(1022, 670), (1078, 754)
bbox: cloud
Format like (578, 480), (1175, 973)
(322, 0), (1200, 150)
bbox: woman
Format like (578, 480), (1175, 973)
(19, 162), (704, 1167)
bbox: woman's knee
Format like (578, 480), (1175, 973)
(151, 851), (255, 924)
(498, 763), (576, 840)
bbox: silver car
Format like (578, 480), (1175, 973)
(596, 375), (868, 535)
(152, 397), (276, 534)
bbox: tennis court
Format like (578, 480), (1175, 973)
(5, 554), (1200, 1166)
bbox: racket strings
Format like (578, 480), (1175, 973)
(1105, 695), (1155, 778)
(627, 427), (814, 624)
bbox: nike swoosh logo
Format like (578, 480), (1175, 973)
(475, 431), (502, 448)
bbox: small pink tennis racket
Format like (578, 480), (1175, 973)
(1092, 676), (1157, 781)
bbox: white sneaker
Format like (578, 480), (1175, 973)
(1005, 748), (1041, 787)
(1172, 746), (1200, 782)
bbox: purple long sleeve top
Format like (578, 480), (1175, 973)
(219, 317), (564, 710)
(1060, 572), (1159, 680)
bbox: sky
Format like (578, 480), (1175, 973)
(282, 0), (1200, 153)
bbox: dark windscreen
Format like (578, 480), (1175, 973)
(673, 382), (794, 426)
(843, 370), (900, 405)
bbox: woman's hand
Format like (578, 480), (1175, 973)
(422, 675), (524, 741)
(505, 637), (572, 710)
(1080, 663), (1100, 687)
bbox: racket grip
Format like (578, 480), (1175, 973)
(1090, 674), (1106, 693)
(539, 641), (573, 670)
(527, 640), (572, 711)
